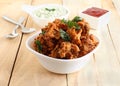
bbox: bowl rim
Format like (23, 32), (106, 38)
(31, 4), (70, 20)
(26, 30), (100, 62)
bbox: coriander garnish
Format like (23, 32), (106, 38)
(61, 17), (81, 30)
(72, 16), (82, 22)
(74, 23), (81, 30)
(45, 8), (55, 11)
(35, 40), (42, 52)
(60, 29), (70, 41)
(42, 30), (46, 35)
(67, 20), (76, 28)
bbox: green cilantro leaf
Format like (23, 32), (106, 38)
(35, 40), (42, 52)
(72, 16), (82, 22)
(45, 8), (55, 11)
(42, 30), (46, 35)
(60, 29), (70, 41)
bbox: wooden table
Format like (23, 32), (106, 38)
(0, 0), (120, 86)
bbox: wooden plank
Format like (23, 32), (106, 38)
(31, 0), (62, 5)
(6, 0), (120, 86)
(67, 58), (99, 86)
(63, 0), (102, 86)
(9, 0), (67, 86)
(93, 0), (120, 85)
(112, 0), (120, 15)
(93, 26), (120, 86)
(0, 0), (31, 3)
(64, 0), (120, 86)
(0, 0), (32, 86)
(102, 0), (120, 63)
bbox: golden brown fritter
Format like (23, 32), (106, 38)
(33, 16), (99, 59)
(49, 42), (80, 59)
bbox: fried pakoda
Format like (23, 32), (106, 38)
(50, 42), (80, 59)
(33, 16), (99, 59)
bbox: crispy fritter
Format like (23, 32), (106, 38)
(33, 17), (99, 59)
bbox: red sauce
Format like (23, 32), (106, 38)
(82, 7), (108, 17)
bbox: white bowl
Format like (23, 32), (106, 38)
(26, 31), (100, 74)
(23, 4), (70, 27)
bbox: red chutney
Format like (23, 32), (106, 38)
(82, 7), (108, 17)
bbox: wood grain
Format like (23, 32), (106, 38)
(0, 0), (120, 86)
(0, 0), (32, 86)
(64, 0), (120, 86)
(63, 0), (101, 86)
(112, 0), (120, 15)
(9, 0), (67, 86)
(95, 0), (120, 85)
(102, 0), (120, 62)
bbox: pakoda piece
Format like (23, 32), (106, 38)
(49, 42), (80, 59)
(67, 28), (82, 46)
(33, 16), (99, 59)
